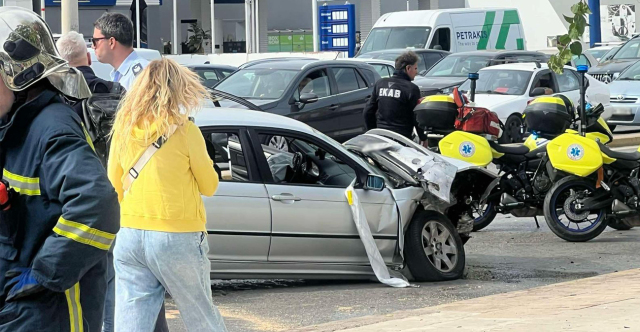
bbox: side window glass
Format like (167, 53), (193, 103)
(556, 70), (580, 92)
(429, 27), (451, 51)
(202, 131), (250, 182)
(197, 70), (220, 89)
(330, 67), (361, 93)
(258, 134), (357, 188)
(219, 70), (235, 79)
(296, 69), (331, 100)
(355, 70), (368, 88)
(531, 72), (555, 95)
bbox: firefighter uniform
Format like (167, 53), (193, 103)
(0, 89), (120, 331)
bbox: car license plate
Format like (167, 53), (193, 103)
(613, 107), (633, 115)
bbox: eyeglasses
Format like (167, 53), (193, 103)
(91, 37), (108, 47)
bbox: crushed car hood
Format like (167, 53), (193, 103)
(344, 130), (458, 202)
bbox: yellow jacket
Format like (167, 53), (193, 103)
(108, 121), (218, 232)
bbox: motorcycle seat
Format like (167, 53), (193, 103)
(489, 141), (530, 155)
(598, 142), (640, 161)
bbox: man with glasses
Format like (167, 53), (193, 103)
(92, 12), (149, 91)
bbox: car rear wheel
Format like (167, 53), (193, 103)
(405, 210), (465, 281)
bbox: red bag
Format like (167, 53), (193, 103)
(454, 106), (502, 138)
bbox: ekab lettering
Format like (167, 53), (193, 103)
(379, 88), (401, 98)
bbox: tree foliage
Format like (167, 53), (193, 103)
(548, 1), (591, 73)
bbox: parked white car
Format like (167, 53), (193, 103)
(458, 63), (612, 143)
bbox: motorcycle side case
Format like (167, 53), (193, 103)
(547, 133), (603, 177)
(438, 131), (493, 167)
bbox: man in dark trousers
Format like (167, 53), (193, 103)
(363, 51), (427, 142)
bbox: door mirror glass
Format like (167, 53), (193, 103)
(530, 87), (547, 97)
(364, 174), (385, 191)
(300, 93), (319, 104)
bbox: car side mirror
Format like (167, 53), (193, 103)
(530, 87), (547, 97)
(300, 93), (319, 104)
(364, 174), (385, 191)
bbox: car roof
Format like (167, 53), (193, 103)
(357, 48), (450, 57)
(195, 107), (316, 135)
(478, 62), (572, 72)
(240, 59), (374, 70)
(347, 58), (396, 66)
(186, 64), (237, 71)
(448, 50), (545, 58)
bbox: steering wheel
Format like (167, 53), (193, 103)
(290, 152), (306, 179)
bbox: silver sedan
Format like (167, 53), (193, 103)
(195, 94), (494, 282)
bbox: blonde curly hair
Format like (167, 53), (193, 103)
(110, 57), (209, 152)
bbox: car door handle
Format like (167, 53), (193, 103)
(328, 105), (339, 110)
(364, 95), (371, 102)
(271, 194), (302, 202)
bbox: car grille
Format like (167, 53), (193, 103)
(420, 89), (439, 97)
(610, 114), (635, 121)
(591, 73), (614, 83)
(611, 97), (638, 103)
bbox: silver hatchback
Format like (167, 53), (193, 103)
(607, 60), (640, 126)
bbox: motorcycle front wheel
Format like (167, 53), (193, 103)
(543, 176), (608, 242)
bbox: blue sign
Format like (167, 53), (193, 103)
(45, 0), (117, 6)
(319, 4), (356, 57)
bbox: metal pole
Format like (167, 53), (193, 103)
(588, 0), (601, 47)
(136, 0), (141, 48)
(245, 0), (251, 53)
(577, 65), (588, 136)
(211, 0), (215, 54)
(255, 0), (260, 53)
(312, 0), (318, 52)
(172, 0), (178, 54)
(41, 0), (46, 21)
(61, 0), (79, 34)
(407, 0), (409, 11)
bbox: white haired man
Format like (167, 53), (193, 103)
(56, 31), (115, 96)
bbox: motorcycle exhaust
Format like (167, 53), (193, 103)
(500, 193), (524, 208)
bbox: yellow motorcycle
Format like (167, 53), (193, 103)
(543, 112), (639, 241)
(415, 94), (613, 232)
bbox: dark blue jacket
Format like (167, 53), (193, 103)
(0, 89), (120, 331)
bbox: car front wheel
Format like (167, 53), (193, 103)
(404, 209), (465, 282)
(499, 114), (524, 143)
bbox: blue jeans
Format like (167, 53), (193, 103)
(103, 250), (169, 332)
(113, 228), (227, 332)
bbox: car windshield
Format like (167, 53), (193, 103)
(617, 61), (640, 80)
(613, 38), (640, 59)
(360, 27), (432, 53)
(215, 69), (299, 100)
(425, 55), (492, 77)
(601, 46), (620, 61)
(459, 70), (532, 95)
(358, 52), (400, 61)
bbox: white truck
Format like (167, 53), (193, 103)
(358, 8), (526, 55)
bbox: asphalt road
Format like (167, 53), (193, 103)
(164, 133), (640, 332)
(162, 215), (640, 332)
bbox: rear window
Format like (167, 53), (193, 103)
(360, 27), (432, 53)
(613, 38), (640, 59)
(425, 55), (492, 77)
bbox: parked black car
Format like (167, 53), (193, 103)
(589, 36), (640, 83)
(214, 59), (381, 142)
(355, 48), (450, 74)
(187, 64), (237, 89)
(414, 50), (548, 97)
